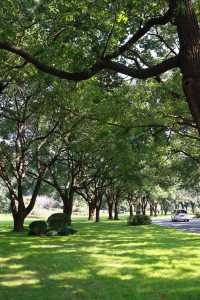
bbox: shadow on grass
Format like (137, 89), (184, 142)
(1, 219), (200, 300)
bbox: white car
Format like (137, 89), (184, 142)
(171, 209), (189, 222)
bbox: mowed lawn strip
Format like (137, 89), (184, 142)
(0, 215), (200, 300)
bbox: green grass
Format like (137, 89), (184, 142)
(1, 215), (200, 300)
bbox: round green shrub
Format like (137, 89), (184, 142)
(29, 221), (47, 235)
(127, 215), (151, 226)
(195, 212), (200, 218)
(47, 213), (69, 231)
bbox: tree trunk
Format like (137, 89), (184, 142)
(13, 213), (25, 232)
(175, 1), (200, 133)
(141, 196), (147, 215)
(164, 209), (168, 215)
(10, 194), (26, 232)
(136, 201), (141, 215)
(95, 206), (100, 222)
(191, 202), (195, 214)
(129, 204), (133, 217)
(108, 202), (113, 220)
(63, 190), (74, 225)
(63, 203), (72, 225)
(150, 204), (154, 216)
(154, 203), (158, 216)
(141, 202), (147, 215)
(114, 202), (119, 220)
(88, 203), (95, 220)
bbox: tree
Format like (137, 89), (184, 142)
(44, 146), (84, 225)
(1, 1), (200, 134)
(0, 83), (59, 231)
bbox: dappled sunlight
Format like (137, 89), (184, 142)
(30, 244), (63, 249)
(7, 264), (24, 270)
(0, 271), (40, 287)
(49, 270), (90, 281)
(1, 218), (200, 299)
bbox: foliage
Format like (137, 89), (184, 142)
(47, 213), (70, 230)
(127, 214), (151, 226)
(0, 184), (9, 212)
(1, 0), (200, 226)
(195, 210), (200, 218)
(29, 220), (47, 235)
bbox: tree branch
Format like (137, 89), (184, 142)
(105, 1), (177, 60)
(0, 41), (104, 81)
(0, 40), (179, 80)
(103, 56), (179, 79)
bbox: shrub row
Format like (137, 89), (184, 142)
(29, 213), (77, 236)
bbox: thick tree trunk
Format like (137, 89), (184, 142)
(10, 194), (26, 232)
(108, 202), (113, 220)
(63, 204), (72, 225)
(13, 213), (25, 232)
(88, 203), (95, 220)
(175, 0), (200, 133)
(63, 191), (74, 225)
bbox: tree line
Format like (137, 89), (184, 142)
(1, 1), (200, 231)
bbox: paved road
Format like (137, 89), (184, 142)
(152, 218), (200, 233)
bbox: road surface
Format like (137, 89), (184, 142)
(152, 218), (200, 233)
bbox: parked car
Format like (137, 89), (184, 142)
(171, 209), (189, 222)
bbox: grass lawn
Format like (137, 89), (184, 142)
(1, 215), (200, 300)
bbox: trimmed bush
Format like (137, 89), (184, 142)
(58, 227), (77, 236)
(128, 214), (151, 226)
(29, 221), (47, 235)
(47, 213), (69, 231)
(195, 212), (200, 218)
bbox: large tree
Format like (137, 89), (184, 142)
(0, 1), (200, 133)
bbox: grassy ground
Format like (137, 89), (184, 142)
(0, 215), (200, 300)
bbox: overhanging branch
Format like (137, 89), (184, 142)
(103, 56), (179, 79)
(0, 40), (179, 81)
(0, 41), (104, 81)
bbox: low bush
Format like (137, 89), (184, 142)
(195, 212), (200, 218)
(47, 213), (69, 231)
(58, 227), (77, 236)
(29, 221), (47, 235)
(128, 214), (151, 226)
